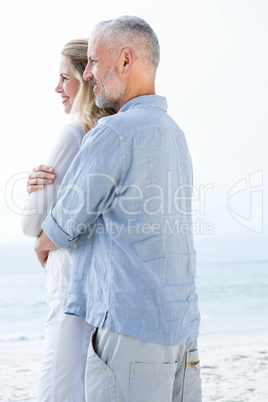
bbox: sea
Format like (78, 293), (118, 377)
(1, 241), (268, 341)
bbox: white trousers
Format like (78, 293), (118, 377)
(85, 321), (202, 401)
(37, 302), (94, 402)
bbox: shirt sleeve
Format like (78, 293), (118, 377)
(41, 124), (122, 249)
(21, 123), (83, 237)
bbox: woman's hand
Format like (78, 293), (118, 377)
(34, 230), (59, 268)
(27, 165), (56, 195)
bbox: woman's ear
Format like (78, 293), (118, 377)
(121, 48), (135, 75)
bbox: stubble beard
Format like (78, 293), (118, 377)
(94, 66), (126, 110)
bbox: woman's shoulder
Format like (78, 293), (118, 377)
(61, 121), (84, 144)
(64, 121), (84, 136)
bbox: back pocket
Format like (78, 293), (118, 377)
(130, 361), (177, 402)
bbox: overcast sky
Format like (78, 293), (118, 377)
(0, 0), (267, 263)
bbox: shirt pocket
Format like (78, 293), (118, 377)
(183, 349), (202, 402)
(130, 361), (177, 402)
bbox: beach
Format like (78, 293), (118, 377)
(1, 330), (268, 401)
(0, 341), (42, 402)
(199, 331), (268, 401)
(1, 253), (267, 401)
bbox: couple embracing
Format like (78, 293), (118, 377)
(22, 15), (201, 402)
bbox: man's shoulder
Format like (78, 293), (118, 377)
(92, 111), (136, 141)
(95, 97), (183, 140)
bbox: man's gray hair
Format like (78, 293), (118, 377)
(94, 16), (160, 70)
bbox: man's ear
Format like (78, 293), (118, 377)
(120, 48), (135, 74)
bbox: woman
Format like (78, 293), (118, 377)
(21, 39), (114, 401)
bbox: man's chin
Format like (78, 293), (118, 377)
(95, 98), (104, 108)
(95, 96), (113, 109)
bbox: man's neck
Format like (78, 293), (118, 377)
(115, 85), (156, 112)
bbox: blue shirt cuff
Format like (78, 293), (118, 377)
(41, 208), (75, 249)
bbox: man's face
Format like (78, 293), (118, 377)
(83, 34), (126, 110)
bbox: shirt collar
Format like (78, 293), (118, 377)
(118, 95), (168, 114)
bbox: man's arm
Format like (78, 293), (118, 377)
(41, 123), (122, 250)
(34, 230), (59, 268)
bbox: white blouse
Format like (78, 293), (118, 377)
(21, 122), (84, 304)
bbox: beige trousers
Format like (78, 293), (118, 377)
(85, 321), (202, 402)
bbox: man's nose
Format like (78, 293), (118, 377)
(83, 64), (93, 81)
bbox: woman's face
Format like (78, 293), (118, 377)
(55, 55), (80, 114)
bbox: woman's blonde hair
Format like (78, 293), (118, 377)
(62, 39), (114, 133)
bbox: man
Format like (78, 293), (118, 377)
(35, 16), (202, 401)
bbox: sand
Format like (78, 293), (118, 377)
(199, 331), (268, 401)
(0, 331), (267, 401)
(0, 341), (42, 402)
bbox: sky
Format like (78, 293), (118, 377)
(0, 0), (267, 264)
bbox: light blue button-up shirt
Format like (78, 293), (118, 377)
(42, 95), (200, 346)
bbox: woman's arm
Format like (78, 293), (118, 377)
(21, 122), (84, 237)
